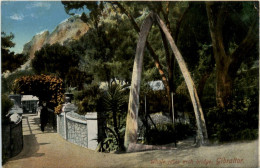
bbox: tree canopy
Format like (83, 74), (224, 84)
(31, 43), (91, 89)
(1, 32), (28, 73)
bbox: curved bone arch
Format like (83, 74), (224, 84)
(124, 13), (208, 150)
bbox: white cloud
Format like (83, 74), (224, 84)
(26, 2), (51, 10)
(10, 13), (24, 21)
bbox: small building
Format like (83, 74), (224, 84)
(21, 95), (39, 113)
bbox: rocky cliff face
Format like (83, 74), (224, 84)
(22, 31), (49, 60)
(3, 15), (89, 77)
(45, 16), (89, 46)
(22, 15), (89, 60)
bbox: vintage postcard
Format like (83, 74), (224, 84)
(1, 1), (259, 167)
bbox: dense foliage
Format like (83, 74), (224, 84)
(205, 66), (258, 142)
(1, 32), (28, 73)
(32, 43), (90, 90)
(67, 11), (137, 85)
(74, 83), (103, 114)
(207, 96), (258, 142)
(145, 123), (195, 145)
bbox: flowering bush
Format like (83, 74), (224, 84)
(14, 74), (64, 112)
(55, 104), (63, 114)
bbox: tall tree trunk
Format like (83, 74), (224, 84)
(206, 2), (257, 108)
(216, 63), (233, 107)
(206, 2), (230, 108)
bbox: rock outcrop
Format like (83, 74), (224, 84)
(3, 15), (89, 77)
(22, 15), (88, 63)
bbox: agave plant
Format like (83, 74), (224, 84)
(96, 125), (125, 152)
(102, 83), (128, 151)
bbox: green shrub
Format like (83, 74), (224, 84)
(206, 96), (258, 142)
(145, 123), (175, 145)
(238, 129), (258, 140)
(145, 123), (195, 145)
(175, 122), (195, 140)
(74, 83), (103, 114)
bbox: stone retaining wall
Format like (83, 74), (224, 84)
(67, 117), (88, 148)
(57, 111), (97, 149)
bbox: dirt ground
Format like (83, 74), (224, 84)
(3, 113), (258, 168)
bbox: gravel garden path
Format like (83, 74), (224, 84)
(3, 113), (258, 168)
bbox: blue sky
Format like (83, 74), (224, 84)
(1, 1), (85, 54)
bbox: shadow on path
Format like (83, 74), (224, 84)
(10, 134), (46, 161)
(32, 117), (57, 133)
(6, 114), (51, 162)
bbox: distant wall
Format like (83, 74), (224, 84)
(2, 120), (23, 161)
